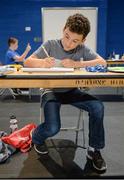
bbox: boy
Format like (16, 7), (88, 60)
(5, 37), (31, 94)
(25, 14), (107, 171)
(5, 37), (31, 65)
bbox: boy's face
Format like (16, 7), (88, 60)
(10, 41), (18, 50)
(62, 27), (85, 51)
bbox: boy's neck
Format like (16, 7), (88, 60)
(9, 47), (15, 51)
(60, 39), (78, 53)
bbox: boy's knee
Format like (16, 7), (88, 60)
(97, 101), (104, 112)
(48, 125), (60, 136)
(90, 100), (104, 114)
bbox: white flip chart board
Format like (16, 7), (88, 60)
(41, 7), (98, 51)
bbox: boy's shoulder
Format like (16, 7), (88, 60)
(44, 39), (60, 46)
(6, 49), (14, 56)
(79, 44), (90, 50)
(6, 49), (18, 58)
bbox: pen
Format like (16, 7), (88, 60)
(42, 46), (50, 57)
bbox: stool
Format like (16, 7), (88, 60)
(39, 89), (86, 149)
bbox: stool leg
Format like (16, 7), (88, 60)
(75, 109), (86, 148)
(75, 109), (82, 145)
(40, 106), (42, 123)
(82, 111), (86, 148)
(40, 106), (45, 123)
(39, 94), (45, 124)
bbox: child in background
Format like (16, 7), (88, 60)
(5, 37), (31, 95)
(5, 37), (31, 65)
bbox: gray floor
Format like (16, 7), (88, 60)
(0, 94), (124, 178)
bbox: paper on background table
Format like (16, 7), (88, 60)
(0, 66), (16, 73)
(108, 66), (124, 73)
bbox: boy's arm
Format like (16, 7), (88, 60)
(81, 55), (106, 67)
(24, 41), (56, 68)
(14, 44), (31, 62)
(24, 54), (55, 68)
(62, 55), (106, 68)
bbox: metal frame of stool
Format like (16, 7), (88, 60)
(39, 89), (86, 149)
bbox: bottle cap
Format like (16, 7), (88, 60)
(10, 115), (16, 119)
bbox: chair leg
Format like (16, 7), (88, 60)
(8, 89), (16, 99)
(0, 89), (5, 96)
(28, 88), (32, 100)
(0, 88), (16, 99)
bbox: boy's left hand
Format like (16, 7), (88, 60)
(62, 59), (76, 68)
(26, 43), (31, 52)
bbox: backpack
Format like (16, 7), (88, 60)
(0, 132), (16, 163)
(1, 123), (37, 153)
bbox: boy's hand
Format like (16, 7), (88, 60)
(42, 57), (55, 68)
(26, 43), (31, 52)
(62, 59), (76, 68)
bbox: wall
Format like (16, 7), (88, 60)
(0, 0), (42, 64)
(0, 0), (107, 64)
(106, 0), (124, 58)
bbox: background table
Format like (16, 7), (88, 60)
(107, 60), (124, 66)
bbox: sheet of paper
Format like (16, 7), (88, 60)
(21, 67), (74, 72)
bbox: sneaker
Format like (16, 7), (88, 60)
(34, 143), (49, 155)
(87, 150), (107, 171)
(30, 129), (49, 155)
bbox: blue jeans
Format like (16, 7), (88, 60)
(32, 88), (105, 149)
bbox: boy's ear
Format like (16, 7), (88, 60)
(82, 38), (86, 43)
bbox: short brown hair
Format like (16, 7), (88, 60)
(64, 13), (90, 38)
(8, 37), (18, 46)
